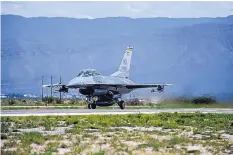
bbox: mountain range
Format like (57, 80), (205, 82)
(1, 15), (233, 100)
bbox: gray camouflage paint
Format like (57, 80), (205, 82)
(67, 46), (135, 94)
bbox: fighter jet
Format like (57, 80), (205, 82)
(43, 46), (172, 109)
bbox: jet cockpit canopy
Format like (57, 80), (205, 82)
(77, 69), (101, 77)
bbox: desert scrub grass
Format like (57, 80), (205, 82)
(42, 146), (58, 154)
(1, 113), (233, 155)
(71, 143), (89, 154)
(138, 140), (163, 151)
(145, 129), (171, 136)
(1, 150), (19, 155)
(60, 143), (68, 148)
(138, 136), (191, 151)
(20, 132), (45, 145)
(1, 116), (60, 130)
(93, 151), (105, 155)
(187, 149), (200, 155)
(2, 138), (17, 149)
(201, 139), (230, 152)
(44, 134), (61, 141)
(163, 121), (179, 129)
(1, 107), (41, 110)
(169, 136), (190, 145)
(71, 135), (82, 146)
(113, 142), (132, 153)
(169, 148), (187, 155)
(2, 113), (233, 132)
(82, 133), (96, 139)
(47, 142), (60, 148)
(1, 122), (12, 133)
(43, 117), (58, 131)
(66, 127), (83, 134)
(1, 134), (8, 140)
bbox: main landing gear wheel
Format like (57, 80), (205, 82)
(88, 104), (91, 109)
(91, 103), (96, 109)
(88, 103), (96, 109)
(119, 101), (125, 110)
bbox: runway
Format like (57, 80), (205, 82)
(1, 108), (233, 116)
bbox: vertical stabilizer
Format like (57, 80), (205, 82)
(111, 46), (133, 78)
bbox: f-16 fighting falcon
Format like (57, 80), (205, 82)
(43, 46), (172, 109)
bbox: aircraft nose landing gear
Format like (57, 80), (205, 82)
(88, 103), (91, 109)
(87, 96), (97, 109)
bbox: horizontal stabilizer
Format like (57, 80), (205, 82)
(42, 83), (65, 88)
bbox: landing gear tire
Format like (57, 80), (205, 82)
(88, 103), (91, 109)
(119, 101), (125, 110)
(91, 103), (96, 109)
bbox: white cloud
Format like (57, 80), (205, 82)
(1, 1), (233, 19)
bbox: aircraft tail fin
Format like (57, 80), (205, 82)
(111, 46), (133, 78)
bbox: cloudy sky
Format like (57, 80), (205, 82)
(1, 1), (233, 19)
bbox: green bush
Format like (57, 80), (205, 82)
(42, 96), (54, 103)
(54, 98), (63, 104)
(42, 96), (63, 104)
(8, 99), (17, 105)
(174, 96), (192, 103)
(192, 95), (216, 104)
(173, 95), (216, 104)
(69, 99), (77, 104)
(1, 122), (11, 133)
(1, 134), (8, 140)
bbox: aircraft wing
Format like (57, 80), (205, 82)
(42, 83), (172, 90)
(125, 84), (173, 89)
(66, 83), (172, 89)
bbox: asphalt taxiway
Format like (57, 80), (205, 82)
(1, 108), (233, 116)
